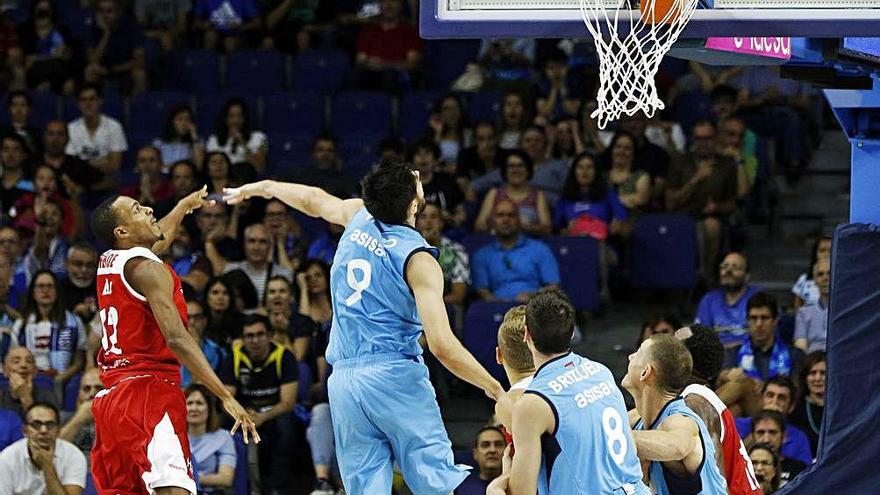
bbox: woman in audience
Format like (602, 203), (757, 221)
(10, 270), (85, 383)
(429, 93), (472, 166)
(13, 164), (83, 240)
(554, 152), (626, 236)
(498, 91), (529, 149)
(601, 131), (652, 212)
(154, 104), (204, 172)
(185, 383), (236, 494)
(791, 233), (832, 309)
(789, 351), (826, 455)
(202, 277), (243, 347)
(16, 0), (76, 94)
(549, 117), (584, 162)
(297, 259), (332, 330)
(203, 152), (238, 195)
(749, 443), (781, 494)
(206, 97), (267, 176)
(474, 150), (552, 236)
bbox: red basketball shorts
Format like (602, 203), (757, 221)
(91, 375), (196, 495)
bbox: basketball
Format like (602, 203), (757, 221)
(640, 0), (682, 24)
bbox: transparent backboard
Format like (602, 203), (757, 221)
(422, 0), (880, 38)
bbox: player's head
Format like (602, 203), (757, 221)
(496, 305), (535, 377)
(678, 324), (724, 386)
(761, 376), (797, 415)
(241, 313), (272, 359)
(622, 334), (692, 397)
(361, 158), (424, 226)
(472, 426), (506, 479)
(524, 287), (575, 356)
(24, 402), (61, 449)
(77, 368), (103, 405)
(91, 195), (163, 249)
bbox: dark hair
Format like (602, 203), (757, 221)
(202, 277), (242, 343)
(474, 425), (506, 448)
(746, 292), (778, 320)
(544, 47), (569, 67)
(361, 159), (418, 224)
(162, 103), (195, 142)
(78, 82), (102, 99)
(3, 131), (32, 164)
(501, 149), (534, 182)
(202, 151), (233, 182)
(648, 334), (693, 395)
(501, 91), (528, 129)
(525, 287), (575, 354)
(407, 138), (441, 161)
(214, 97), (252, 148)
(379, 136), (405, 156)
(184, 383), (220, 432)
(808, 234), (833, 275)
(221, 270), (258, 310)
(751, 409), (786, 433)
(710, 84), (738, 104)
(23, 270), (65, 325)
(26, 401), (60, 422)
(434, 93), (469, 138)
(7, 90), (31, 108)
(561, 152), (607, 202)
(90, 195), (121, 248)
(748, 442), (781, 490)
(241, 313), (271, 333)
(267, 274), (293, 292)
(300, 259), (331, 301)
(637, 313), (683, 346)
(763, 376), (797, 400)
(800, 351), (826, 401)
(598, 130), (636, 170)
(681, 324), (724, 385)
(170, 159), (197, 179)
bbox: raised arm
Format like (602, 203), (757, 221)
(223, 180), (363, 228)
(126, 258), (260, 443)
(152, 186), (213, 255)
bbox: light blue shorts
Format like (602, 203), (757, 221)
(328, 353), (469, 495)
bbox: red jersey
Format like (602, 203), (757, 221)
(95, 247), (188, 387)
(683, 384), (762, 495)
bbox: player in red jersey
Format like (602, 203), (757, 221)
(88, 187), (258, 495)
(678, 325), (762, 495)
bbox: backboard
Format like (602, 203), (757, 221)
(421, 0), (880, 39)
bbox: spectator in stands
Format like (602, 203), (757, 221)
(265, 276), (314, 359)
(153, 104), (204, 172)
(16, 3), (75, 96)
(285, 135), (359, 199)
(297, 259), (332, 329)
(258, 0), (320, 52)
(723, 292), (800, 382)
(206, 98), (267, 176)
(749, 443), (780, 494)
(306, 223), (342, 265)
(58, 244), (97, 324)
(0, 402), (86, 494)
(185, 383), (236, 493)
(600, 131), (651, 213)
(306, 400), (337, 495)
(23, 198), (69, 281)
(217, 223), (294, 305)
(40, 121), (102, 196)
(410, 140), (466, 228)
(198, 202), (242, 262)
(0, 348), (58, 416)
(180, 299), (226, 387)
(0, 409), (22, 451)
(353, 0), (422, 93)
(789, 351), (825, 455)
(0, 254), (21, 361)
(456, 426), (506, 494)
(1, 92), (41, 154)
(221, 314), (297, 492)
(203, 152), (238, 195)
(636, 313), (682, 346)
(120, 146), (173, 207)
(475, 150), (552, 236)
(750, 410), (806, 487)
(263, 199), (306, 273)
(555, 152), (626, 237)
(85, 0), (147, 93)
(522, 125), (569, 206)
(136, 0), (190, 51)
(13, 164), (83, 240)
(203, 277), (244, 347)
(416, 202), (470, 307)
(194, 0), (261, 52)
(429, 93), (472, 166)
(457, 121), (506, 195)
(155, 159), (200, 218)
(58, 368), (102, 461)
(535, 48), (581, 123)
(497, 92), (529, 150)
(378, 136), (406, 163)
(666, 120), (741, 277)
(472, 199), (560, 302)
(0, 133), (35, 220)
(616, 114), (672, 190)
(791, 234), (832, 308)
(548, 117), (584, 163)
(0, 227), (28, 308)
(719, 115), (758, 197)
(65, 84), (127, 189)
(794, 257), (829, 353)
(734, 376), (813, 465)
(695, 252), (761, 347)
(477, 39), (534, 86)
(10, 270), (85, 383)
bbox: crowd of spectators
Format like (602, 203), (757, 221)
(0, 0), (831, 494)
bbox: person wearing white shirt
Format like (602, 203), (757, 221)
(205, 97), (267, 175)
(65, 84), (127, 187)
(0, 402), (87, 495)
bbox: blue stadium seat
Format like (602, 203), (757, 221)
(463, 302), (517, 388)
(62, 93), (125, 124)
(460, 233), (494, 256)
(291, 49), (350, 94)
(630, 214), (699, 289)
(63, 373), (82, 412)
(544, 236), (599, 311)
(338, 134), (382, 180)
(232, 433), (249, 495)
(466, 91), (502, 124)
(195, 93), (259, 137)
(266, 136), (313, 178)
(398, 91), (443, 141)
(262, 92), (324, 138)
(129, 91), (191, 138)
(226, 50), (287, 94)
(296, 361), (313, 405)
(331, 92), (392, 137)
(172, 50), (221, 94)
(423, 40), (481, 90)
(83, 473), (98, 495)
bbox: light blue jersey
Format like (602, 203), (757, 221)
(634, 398), (728, 495)
(526, 352), (649, 495)
(326, 208), (469, 495)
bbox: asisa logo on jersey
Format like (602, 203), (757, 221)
(349, 229), (387, 257)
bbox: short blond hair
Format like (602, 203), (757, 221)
(497, 306), (534, 374)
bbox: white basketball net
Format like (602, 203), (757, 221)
(579, 0), (699, 129)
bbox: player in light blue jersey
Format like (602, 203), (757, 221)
(224, 161), (504, 495)
(488, 289), (649, 495)
(623, 334), (728, 495)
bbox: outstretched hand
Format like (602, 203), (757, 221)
(182, 185), (215, 214)
(223, 396), (261, 444)
(223, 181), (272, 205)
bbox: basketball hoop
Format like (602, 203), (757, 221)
(579, 0), (699, 129)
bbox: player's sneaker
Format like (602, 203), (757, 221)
(310, 479), (336, 495)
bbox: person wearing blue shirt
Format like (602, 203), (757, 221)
(0, 409), (23, 450)
(695, 252), (761, 347)
(625, 334), (727, 495)
(184, 384), (237, 494)
(473, 199), (560, 302)
(180, 300), (226, 388)
(456, 426), (506, 495)
(224, 161), (503, 495)
(554, 152), (627, 235)
(734, 376), (813, 465)
(488, 289), (648, 495)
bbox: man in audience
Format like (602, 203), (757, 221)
(695, 252), (761, 347)
(65, 84), (127, 189)
(750, 409), (807, 486)
(353, 0), (422, 93)
(217, 223), (294, 305)
(2, 91), (41, 154)
(472, 199), (560, 302)
(723, 292), (800, 381)
(735, 376), (813, 465)
(0, 402), (86, 494)
(39, 121), (103, 196)
(58, 244), (98, 324)
(85, 0), (147, 93)
(221, 314), (298, 492)
(416, 202), (470, 307)
(2, 345), (57, 420)
(155, 160), (200, 218)
(120, 146), (173, 207)
(457, 121), (506, 195)
(456, 426), (506, 495)
(198, 202), (242, 263)
(135, 0), (190, 51)
(59, 368), (102, 462)
(794, 257), (829, 353)
(180, 299), (225, 387)
(287, 135), (358, 199)
(411, 140), (466, 228)
(23, 198), (69, 281)
(0, 133), (34, 220)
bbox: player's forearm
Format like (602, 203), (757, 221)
(153, 200), (191, 255)
(632, 429), (694, 461)
(262, 180), (328, 219)
(166, 329), (232, 401)
(432, 339), (502, 398)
